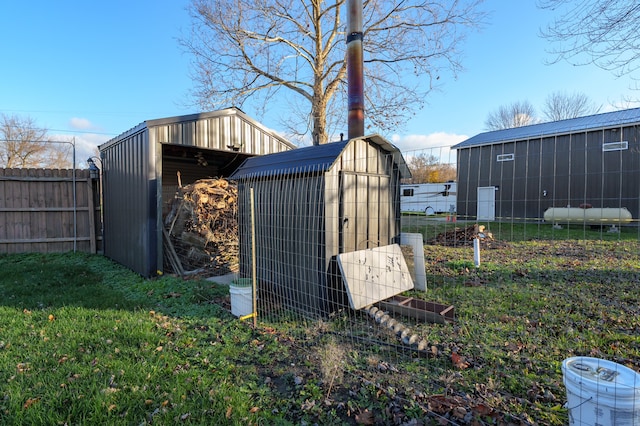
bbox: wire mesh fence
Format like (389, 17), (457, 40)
(214, 134), (639, 425)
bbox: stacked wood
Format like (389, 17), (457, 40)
(164, 177), (239, 276)
(426, 224), (504, 248)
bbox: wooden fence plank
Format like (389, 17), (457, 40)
(0, 168), (100, 254)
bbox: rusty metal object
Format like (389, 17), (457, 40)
(347, 0), (364, 139)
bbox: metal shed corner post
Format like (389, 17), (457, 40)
(153, 130), (163, 277)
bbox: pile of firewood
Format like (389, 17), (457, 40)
(426, 224), (504, 248)
(163, 177), (239, 276)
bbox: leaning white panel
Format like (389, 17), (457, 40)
(337, 244), (414, 310)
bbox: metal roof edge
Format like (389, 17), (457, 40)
(452, 107), (640, 150)
(230, 134), (411, 180)
(229, 140), (348, 180)
(145, 107), (297, 149)
(100, 107), (296, 151)
(99, 121), (148, 151)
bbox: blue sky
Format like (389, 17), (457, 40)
(1, 1), (638, 166)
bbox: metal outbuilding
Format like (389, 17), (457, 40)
(99, 108), (296, 277)
(229, 134), (410, 317)
(452, 107), (640, 223)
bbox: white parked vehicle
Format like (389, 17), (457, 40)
(400, 182), (457, 215)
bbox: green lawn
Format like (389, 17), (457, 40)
(1, 240), (639, 425)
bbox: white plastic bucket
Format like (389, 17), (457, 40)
(230, 279), (253, 317)
(562, 356), (640, 426)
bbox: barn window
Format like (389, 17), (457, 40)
(402, 188), (414, 196)
(602, 141), (628, 152)
(497, 153), (514, 162)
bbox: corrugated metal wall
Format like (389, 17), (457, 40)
(100, 109), (295, 277)
(101, 128), (156, 276)
(456, 125), (640, 222)
(149, 111), (291, 155)
(329, 138), (399, 254)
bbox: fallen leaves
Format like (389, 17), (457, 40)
(16, 362), (30, 373)
(23, 398), (40, 409)
(451, 352), (470, 370)
(427, 394), (498, 424)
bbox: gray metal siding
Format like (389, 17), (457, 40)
(100, 108), (295, 277)
(456, 124), (640, 221)
(494, 142), (514, 220)
(234, 136), (406, 317)
(621, 126), (640, 215)
(101, 129), (156, 276)
(150, 112), (293, 154)
(569, 132), (587, 206)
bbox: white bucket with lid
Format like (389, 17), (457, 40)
(562, 356), (640, 426)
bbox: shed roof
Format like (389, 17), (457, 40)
(100, 107), (296, 150)
(453, 107), (640, 150)
(229, 134), (410, 180)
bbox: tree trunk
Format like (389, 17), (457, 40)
(312, 95), (329, 145)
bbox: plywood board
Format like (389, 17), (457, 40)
(337, 244), (414, 310)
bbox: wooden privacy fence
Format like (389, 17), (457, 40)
(0, 168), (102, 254)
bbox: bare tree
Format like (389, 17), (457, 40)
(181, 0), (485, 145)
(406, 153), (456, 184)
(539, 1), (640, 77)
(542, 91), (601, 121)
(484, 101), (537, 130)
(0, 114), (71, 168)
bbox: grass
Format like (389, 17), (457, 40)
(412, 238), (640, 423)
(1, 237), (639, 425)
(0, 253), (288, 425)
(401, 214), (640, 242)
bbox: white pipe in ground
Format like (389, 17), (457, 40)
(473, 237), (480, 268)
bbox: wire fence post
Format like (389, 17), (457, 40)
(250, 187), (257, 327)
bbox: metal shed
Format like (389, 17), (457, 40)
(229, 134), (410, 317)
(452, 108), (640, 223)
(99, 108), (296, 277)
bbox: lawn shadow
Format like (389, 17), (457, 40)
(0, 252), (230, 319)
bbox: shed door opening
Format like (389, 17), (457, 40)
(339, 172), (392, 253)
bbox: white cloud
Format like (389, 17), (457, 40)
(69, 117), (98, 131)
(391, 132), (468, 163)
(50, 132), (111, 168)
